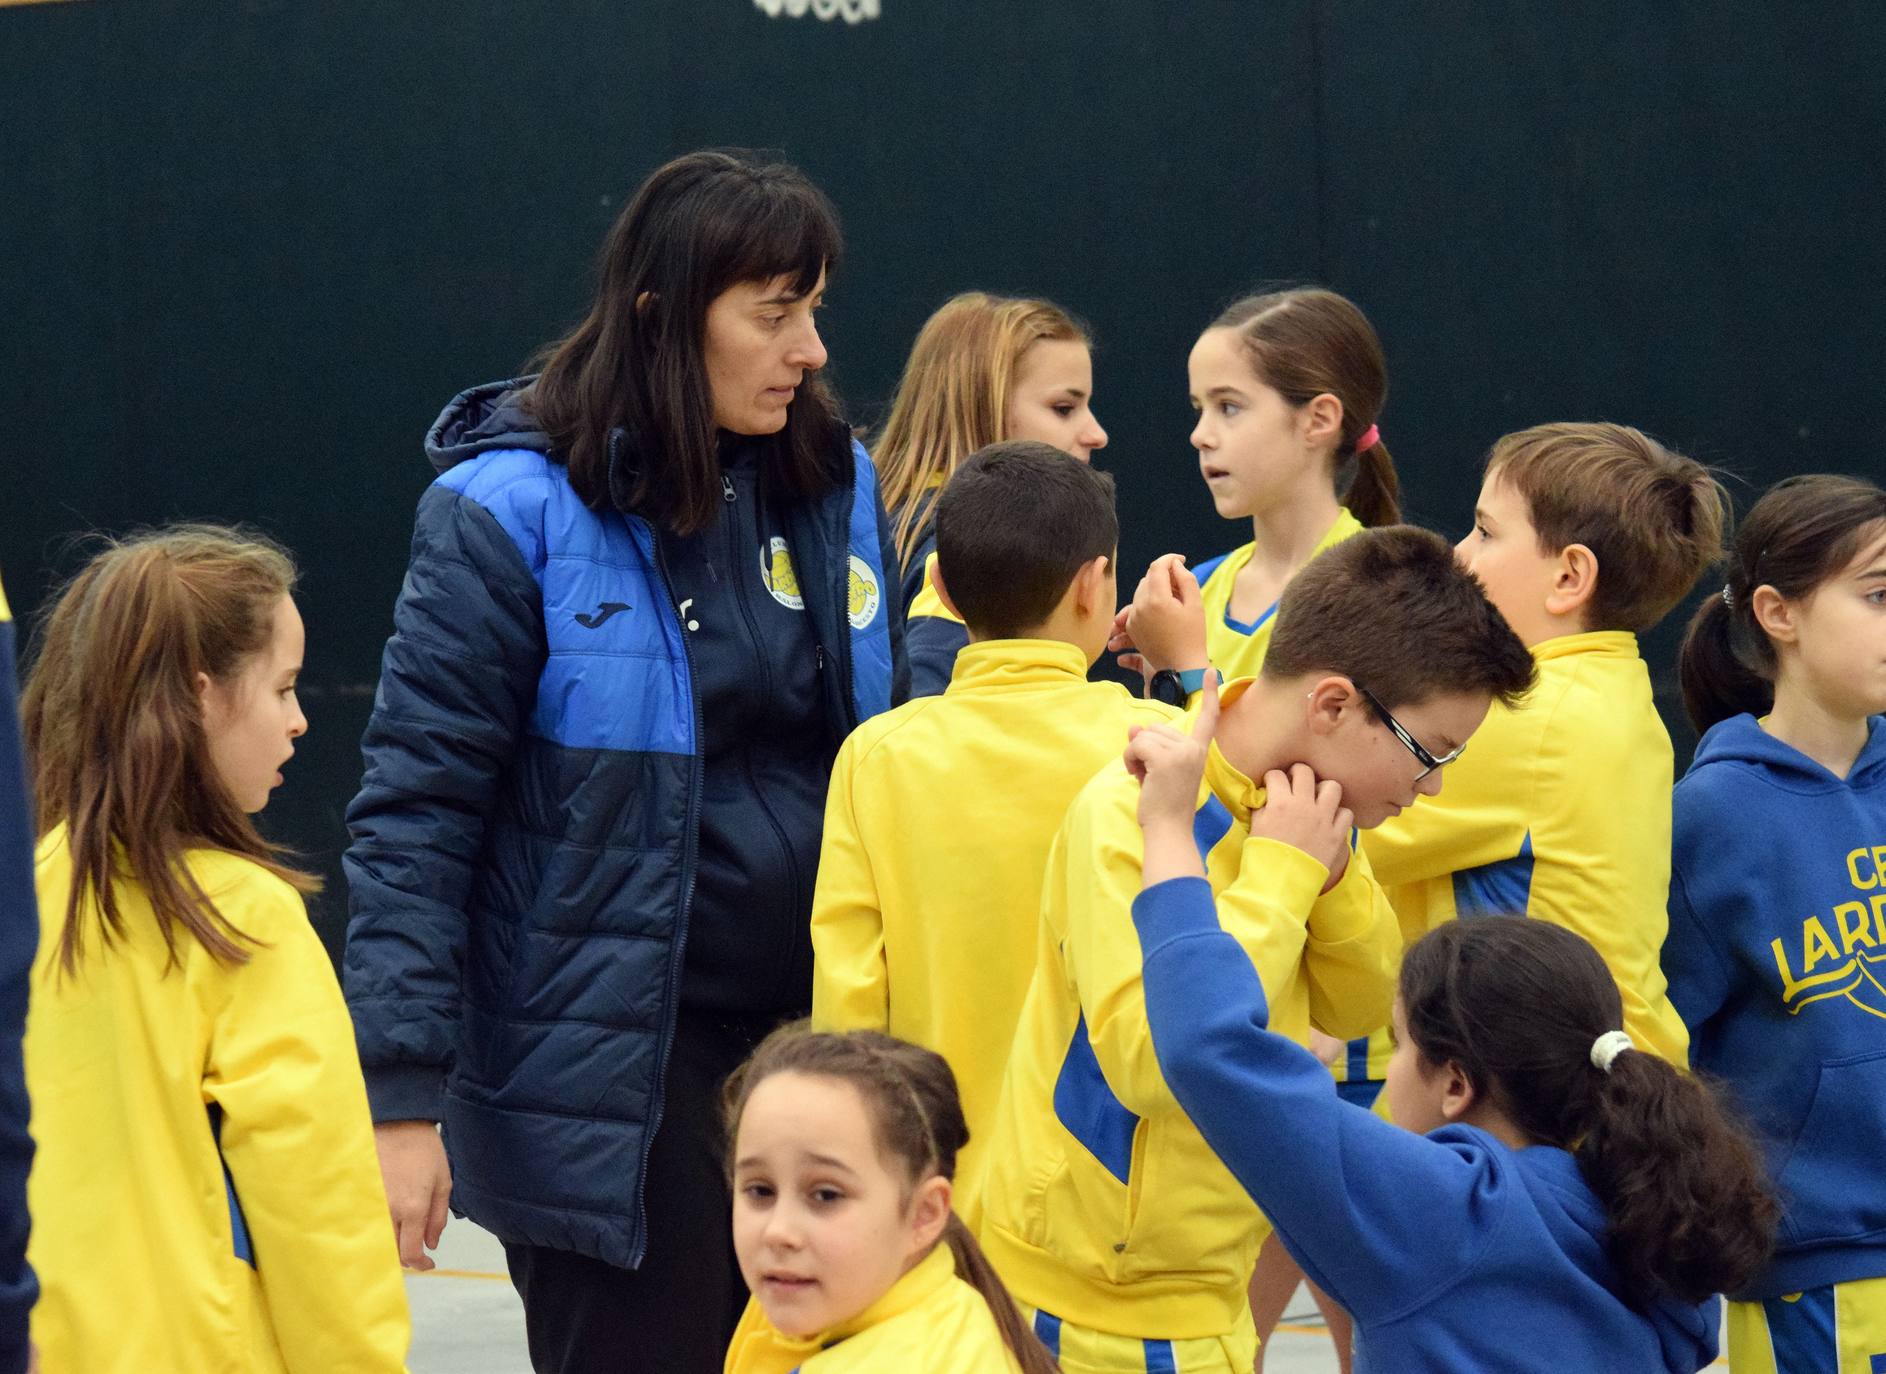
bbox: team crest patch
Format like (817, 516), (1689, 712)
(762, 537), (805, 610)
(847, 555), (882, 629)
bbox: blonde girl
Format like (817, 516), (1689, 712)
(876, 292), (1108, 693)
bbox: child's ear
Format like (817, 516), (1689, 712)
(1301, 392), (1344, 451)
(1545, 543), (1599, 620)
(1437, 1060), (1477, 1123)
(1071, 554), (1113, 618)
(907, 1175), (953, 1254)
(1303, 675), (1362, 736)
(1750, 584), (1797, 645)
(929, 561), (964, 622)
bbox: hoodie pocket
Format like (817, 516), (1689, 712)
(1773, 1050), (1886, 1249)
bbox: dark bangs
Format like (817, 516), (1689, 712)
(527, 149), (849, 534)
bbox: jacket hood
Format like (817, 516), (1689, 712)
(1519, 1147), (1719, 1373)
(1688, 712), (1886, 791)
(425, 377), (550, 476)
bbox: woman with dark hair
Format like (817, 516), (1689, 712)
(343, 149), (905, 1372)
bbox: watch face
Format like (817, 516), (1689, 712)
(1150, 671), (1184, 706)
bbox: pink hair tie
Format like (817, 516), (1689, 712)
(1354, 424), (1380, 453)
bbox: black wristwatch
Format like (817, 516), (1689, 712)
(1147, 667), (1207, 707)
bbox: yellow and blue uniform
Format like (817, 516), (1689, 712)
(893, 495), (972, 698)
(1666, 714), (1886, 1373)
(976, 679), (1400, 1371)
(724, 1242), (1024, 1373)
(1193, 509), (1363, 688)
(1359, 631), (1691, 1097)
(25, 827), (411, 1373)
(811, 639), (1179, 1220)
(1197, 512), (1378, 1101)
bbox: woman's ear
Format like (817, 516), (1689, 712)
(1544, 542), (1599, 619)
(906, 1175), (952, 1256)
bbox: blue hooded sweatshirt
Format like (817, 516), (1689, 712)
(1665, 712), (1886, 1299)
(1133, 877), (1720, 1374)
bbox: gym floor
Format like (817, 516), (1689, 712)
(406, 1221), (1362, 1374)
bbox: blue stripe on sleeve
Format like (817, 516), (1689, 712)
(1452, 832), (1535, 918)
(1142, 1338), (1178, 1372)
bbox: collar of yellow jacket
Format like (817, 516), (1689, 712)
(1528, 629), (1639, 664)
(947, 638), (1091, 689)
(744, 1242), (958, 1364)
(1201, 676), (1266, 825)
(1213, 507), (1363, 585)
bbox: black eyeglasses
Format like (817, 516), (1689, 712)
(1354, 684), (1465, 782)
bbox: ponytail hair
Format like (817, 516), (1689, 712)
(1212, 287), (1400, 526)
(20, 525), (317, 975)
(1679, 473), (1886, 733)
(723, 1025), (1060, 1374)
(1399, 919), (1777, 1304)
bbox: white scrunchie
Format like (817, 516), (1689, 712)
(1590, 1030), (1634, 1073)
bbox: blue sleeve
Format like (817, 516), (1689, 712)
(1134, 877), (1516, 1323)
(907, 616), (968, 699)
(872, 471), (911, 709)
(0, 606), (36, 1373)
(341, 485), (546, 1122)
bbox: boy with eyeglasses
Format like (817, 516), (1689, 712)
(1357, 423), (1730, 1084)
(975, 526), (1534, 1374)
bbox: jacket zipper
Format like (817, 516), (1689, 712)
(634, 521), (704, 1271)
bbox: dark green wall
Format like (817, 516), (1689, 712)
(4, 1), (1882, 956)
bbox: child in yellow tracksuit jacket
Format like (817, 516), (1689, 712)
(19, 528), (410, 1374)
(723, 1025), (1056, 1374)
(976, 528), (1535, 1374)
(812, 442), (1178, 1221)
(1359, 424), (1730, 1087)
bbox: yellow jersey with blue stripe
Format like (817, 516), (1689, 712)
(1726, 1276), (1886, 1374)
(25, 827), (410, 1372)
(811, 639), (1180, 1220)
(1359, 631), (1690, 1076)
(723, 1243), (1024, 1373)
(976, 678), (1400, 1342)
(1194, 509), (1364, 687)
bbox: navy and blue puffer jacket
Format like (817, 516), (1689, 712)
(342, 380), (904, 1268)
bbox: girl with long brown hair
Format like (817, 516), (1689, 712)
(19, 526), (409, 1373)
(722, 1024), (1058, 1374)
(875, 291), (1108, 694)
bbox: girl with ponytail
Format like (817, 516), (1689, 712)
(1115, 284), (1400, 1369)
(1120, 689), (1775, 1371)
(1666, 474), (1886, 1371)
(722, 1024), (1058, 1374)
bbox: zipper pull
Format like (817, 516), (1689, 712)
(721, 474), (736, 503)
(816, 645), (825, 673)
